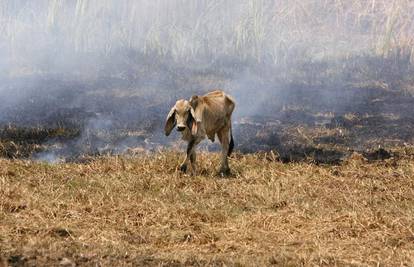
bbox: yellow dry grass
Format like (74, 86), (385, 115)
(1, 151), (413, 266)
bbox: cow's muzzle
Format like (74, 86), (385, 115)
(177, 126), (186, 132)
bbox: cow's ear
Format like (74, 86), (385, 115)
(189, 95), (199, 109)
(189, 107), (198, 136)
(165, 106), (176, 136)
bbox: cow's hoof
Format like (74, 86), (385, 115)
(219, 168), (231, 177)
(180, 164), (187, 173)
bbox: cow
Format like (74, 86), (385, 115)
(165, 90), (235, 176)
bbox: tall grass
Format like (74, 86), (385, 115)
(1, 0), (414, 69)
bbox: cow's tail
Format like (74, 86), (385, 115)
(228, 123), (234, 156)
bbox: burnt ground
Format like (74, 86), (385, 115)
(234, 84), (414, 163)
(1, 54), (414, 163)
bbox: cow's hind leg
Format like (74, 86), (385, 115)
(217, 126), (231, 176)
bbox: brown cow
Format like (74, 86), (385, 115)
(165, 90), (235, 175)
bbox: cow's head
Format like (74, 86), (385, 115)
(165, 99), (197, 136)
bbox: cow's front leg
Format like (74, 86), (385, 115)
(189, 148), (197, 175)
(180, 139), (195, 173)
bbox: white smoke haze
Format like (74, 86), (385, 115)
(1, 1), (414, 161)
(2, 0), (414, 75)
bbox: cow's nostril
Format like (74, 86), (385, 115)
(177, 126), (185, 132)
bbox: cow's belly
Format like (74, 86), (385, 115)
(205, 119), (226, 139)
(206, 132), (215, 142)
(180, 128), (206, 144)
(180, 117), (227, 144)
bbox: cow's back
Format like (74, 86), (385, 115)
(200, 90), (235, 137)
(203, 90), (235, 117)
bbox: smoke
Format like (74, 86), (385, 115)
(1, 1), (414, 160)
(2, 0), (413, 75)
(34, 151), (62, 164)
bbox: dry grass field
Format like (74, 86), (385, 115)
(1, 150), (413, 266)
